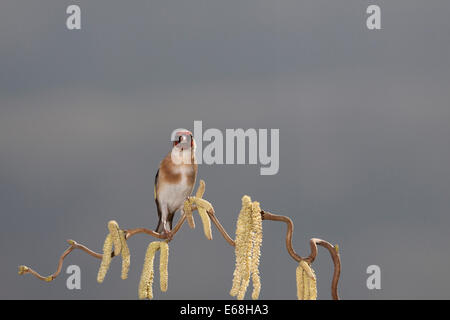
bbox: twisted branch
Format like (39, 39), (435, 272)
(19, 205), (341, 300)
(18, 216), (188, 281)
(260, 211), (340, 300)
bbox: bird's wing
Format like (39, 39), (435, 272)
(154, 169), (163, 231)
(154, 169), (159, 200)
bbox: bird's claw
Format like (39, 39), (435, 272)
(161, 229), (173, 241)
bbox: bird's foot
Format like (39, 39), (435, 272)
(161, 229), (173, 241)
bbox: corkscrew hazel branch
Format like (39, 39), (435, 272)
(18, 180), (341, 300)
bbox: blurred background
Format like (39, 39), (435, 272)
(1, 0), (449, 299)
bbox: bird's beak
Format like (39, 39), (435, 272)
(172, 131), (193, 149)
(179, 135), (191, 150)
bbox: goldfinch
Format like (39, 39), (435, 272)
(154, 130), (197, 238)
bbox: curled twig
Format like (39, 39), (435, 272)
(18, 183), (341, 300)
(261, 210), (341, 300)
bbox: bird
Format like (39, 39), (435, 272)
(154, 130), (198, 239)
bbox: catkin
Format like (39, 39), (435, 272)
(194, 198), (213, 211)
(296, 263), (304, 299)
(250, 201), (263, 300)
(197, 207), (212, 240)
(230, 196), (251, 297)
(108, 220), (122, 256)
(195, 180), (206, 198)
(138, 241), (161, 300)
(230, 195), (263, 300)
(159, 241), (169, 292)
(184, 198), (195, 229)
(183, 180), (214, 239)
(119, 229), (130, 280)
(97, 234), (113, 283)
(296, 260), (317, 300)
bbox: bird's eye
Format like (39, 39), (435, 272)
(178, 136), (182, 142)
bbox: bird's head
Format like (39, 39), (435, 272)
(171, 129), (195, 152)
(170, 129), (196, 165)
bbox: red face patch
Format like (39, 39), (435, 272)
(173, 131), (193, 147)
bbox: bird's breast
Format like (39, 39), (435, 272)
(158, 169), (194, 213)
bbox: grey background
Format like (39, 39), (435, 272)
(1, 0), (449, 299)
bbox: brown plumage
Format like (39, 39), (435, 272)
(154, 130), (197, 237)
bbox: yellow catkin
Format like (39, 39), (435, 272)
(230, 196), (254, 299)
(237, 200), (252, 300)
(193, 198), (213, 211)
(159, 241), (169, 292)
(304, 260), (317, 300)
(250, 201), (263, 300)
(310, 269), (317, 299)
(230, 196), (264, 300)
(97, 234), (113, 283)
(296, 264), (304, 300)
(184, 180), (205, 230)
(184, 198), (195, 229)
(108, 220), (122, 256)
(119, 230), (130, 280)
(230, 196), (247, 296)
(138, 241), (161, 300)
(183, 180), (213, 240)
(195, 180), (206, 198)
(197, 207), (212, 240)
(305, 268), (311, 300)
(296, 260), (317, 300)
